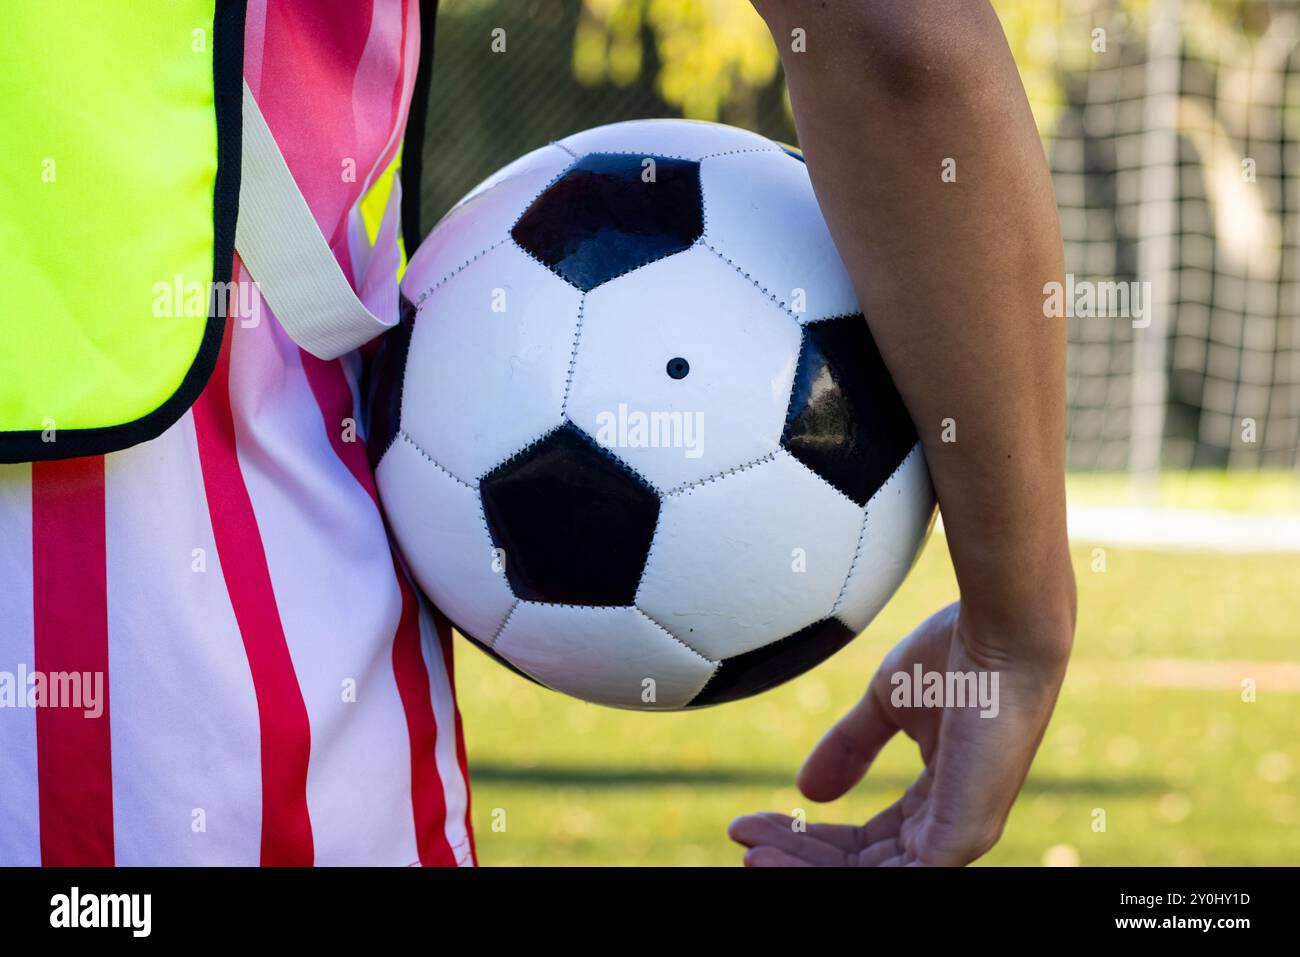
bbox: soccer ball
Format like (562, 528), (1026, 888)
(368, 119), (936, 711)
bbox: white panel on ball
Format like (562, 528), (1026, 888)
(401, 242), (581, 484)
(566, 246), (800, 492)
(376, 435), (517, 642)
(492, 603), (717, 710)
(699, 149), (860, 323)
(558, 118), (779, 162)
(832, 444), (936, 633)
(402, 150), (571, 303)
(635, 450), (863, 660)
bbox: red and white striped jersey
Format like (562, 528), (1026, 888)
(0, 0), (475, 866)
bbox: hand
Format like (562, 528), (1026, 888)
(728, 601), (1071, 866)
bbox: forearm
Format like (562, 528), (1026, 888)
(755, 0), (1074, 658)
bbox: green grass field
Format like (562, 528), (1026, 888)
(455, 476), (1300, 866)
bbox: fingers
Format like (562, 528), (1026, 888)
(728, 814), (907, 867)
(742, 845), (813, 867)
(886, 770), (935, 860)
(798, 684), (899, 802)
(846, 786), (915, 864)
(858, 838), (904, 866)
(729, 796), (919, 867)
(727, 813), (855, 866)
(803, 821), (882, 854)
(860, 791), (909, 845)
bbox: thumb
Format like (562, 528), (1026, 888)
(797, 681), (899, 802)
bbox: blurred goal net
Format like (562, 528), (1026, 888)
(1047, 0), (1300, 471)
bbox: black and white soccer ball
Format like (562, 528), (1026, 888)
(369, 119), (936, 711)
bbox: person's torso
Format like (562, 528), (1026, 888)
(0, 0), (474, 867)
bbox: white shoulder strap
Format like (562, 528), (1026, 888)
(234, 80), (397, 359)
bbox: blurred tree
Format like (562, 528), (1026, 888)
(571, 0), (1286, 134)
(574, 0), (778, 124)
(423, 0), (795, 222)
(423, 0), (1288, 220)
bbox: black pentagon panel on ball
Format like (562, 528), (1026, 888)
(688, 618), (856, 707)
(480, 423), (660, 606)
(363, 294), (416, 471)
(510, 152), (704, 291)
(781, 314), (918, 507)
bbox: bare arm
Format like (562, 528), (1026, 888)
(731, 0), (1076, 865)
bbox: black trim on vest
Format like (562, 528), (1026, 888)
(400, 0), (439, 254)
(0, 0), (247, 463)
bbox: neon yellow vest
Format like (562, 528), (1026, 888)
(0, 1), (243, 462)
